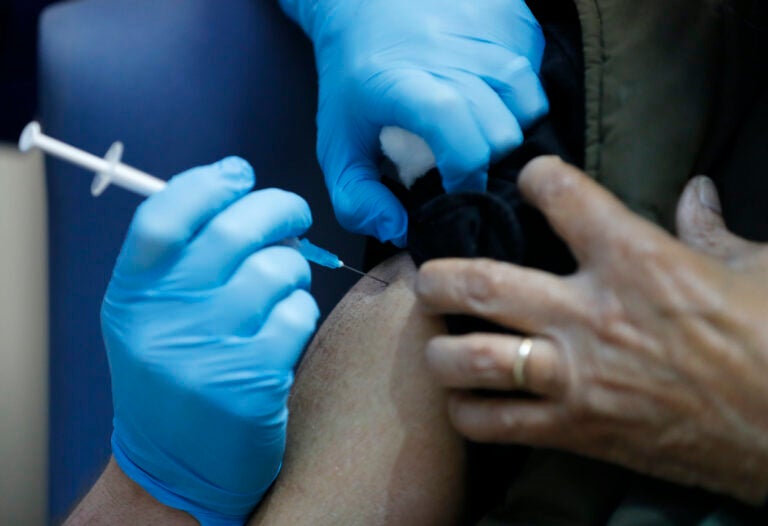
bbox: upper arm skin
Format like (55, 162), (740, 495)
(251, 252), (465, 525)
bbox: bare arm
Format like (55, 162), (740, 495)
(251, 252), (466, 525)
(64, 458), (197, 526)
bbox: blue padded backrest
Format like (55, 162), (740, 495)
(39, 1), (363, 521)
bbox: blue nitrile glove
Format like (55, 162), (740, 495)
(279, 0), (548, 247)
(102, 157), (320, 525)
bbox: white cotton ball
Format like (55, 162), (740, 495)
(379, 126), (436, 189)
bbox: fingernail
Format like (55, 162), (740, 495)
(219, 156), (256, 187)
(696, 176), (721, 214)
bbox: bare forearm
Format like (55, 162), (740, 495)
(64, 457), (197, 526)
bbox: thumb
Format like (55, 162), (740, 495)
(676, 176), (756, 262)
(330, 162), (409, 247)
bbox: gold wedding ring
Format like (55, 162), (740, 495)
(513, 338), (533, 388)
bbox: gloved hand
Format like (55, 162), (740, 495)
(279, 0), (548, 246)
(103, 157), (320, 525)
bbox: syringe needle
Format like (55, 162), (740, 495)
(341, 264), (389, 285)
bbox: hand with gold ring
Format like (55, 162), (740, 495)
(416, 156), (768, 504)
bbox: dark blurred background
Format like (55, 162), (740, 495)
(0, 0), (56, 141)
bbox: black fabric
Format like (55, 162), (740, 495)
(696, 0), (768, 242)
(0, 1), (56, 141)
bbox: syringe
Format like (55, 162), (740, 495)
(18, 121), (388, 285)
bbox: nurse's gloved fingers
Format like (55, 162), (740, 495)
(483, 56), (549, 130)
(445, 72), (524, 161)
(373, 70), (490, 193)
(213, 246), (312, 336)
(117, 157), (255, 275)
(247, 289), (320, 370)
(177, 188), (312, 287)
(328, 160), (409, 246)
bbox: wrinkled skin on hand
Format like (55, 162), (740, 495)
(280, 0), (548, 246)
(416, 156), (768, 503)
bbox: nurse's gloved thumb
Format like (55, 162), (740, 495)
(331, 176), (408, 247)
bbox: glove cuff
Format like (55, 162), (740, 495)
(112, 433), (259, 526)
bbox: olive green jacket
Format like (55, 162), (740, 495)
(577, 0), (767, 233)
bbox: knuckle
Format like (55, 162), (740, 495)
(209, 215), (250, 248)
(462, 260), (504, 307)
(277, 291), (320, 333)
(500, 56), (534, 81)
(245, 248), (307, 286)
(587, 289), (627, 336)
(130, 205), (186, 252)
(539, 166), (579, 205)
(517, 95), (549, 129)
(464, 339), (500, 376)
(538, 352), (566, 394)
(423, 87), (464, 116)
(443, 145), (491, 178)
(566, 385), (612, 427)
(624, 234), (664, 262)
(241, 251), (272, 277)
(489, 125), (523, 156)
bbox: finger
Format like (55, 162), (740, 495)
(328, 159), (408, 246)
(371, 69), (490, 193)
(482, 56), (549, 130)
(176, 188), (312, 287)
(447, 391), (564, 446)
(117, 157), (255, 274)
(245, 289), (320, 370)
(445, 72), (524, 161)
(211, 246), (312, 336)
(676, 176), (758, 261)
(417, 258), (584, 333)
(518, 156), (663, 263)
(426, 333), (564, 397)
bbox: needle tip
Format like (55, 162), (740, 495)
(341, 264), (389, 285)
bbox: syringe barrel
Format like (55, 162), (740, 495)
(33, 132), (166, 196)
(112, 164), (166, 196)
(35, 133), (107, 173)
